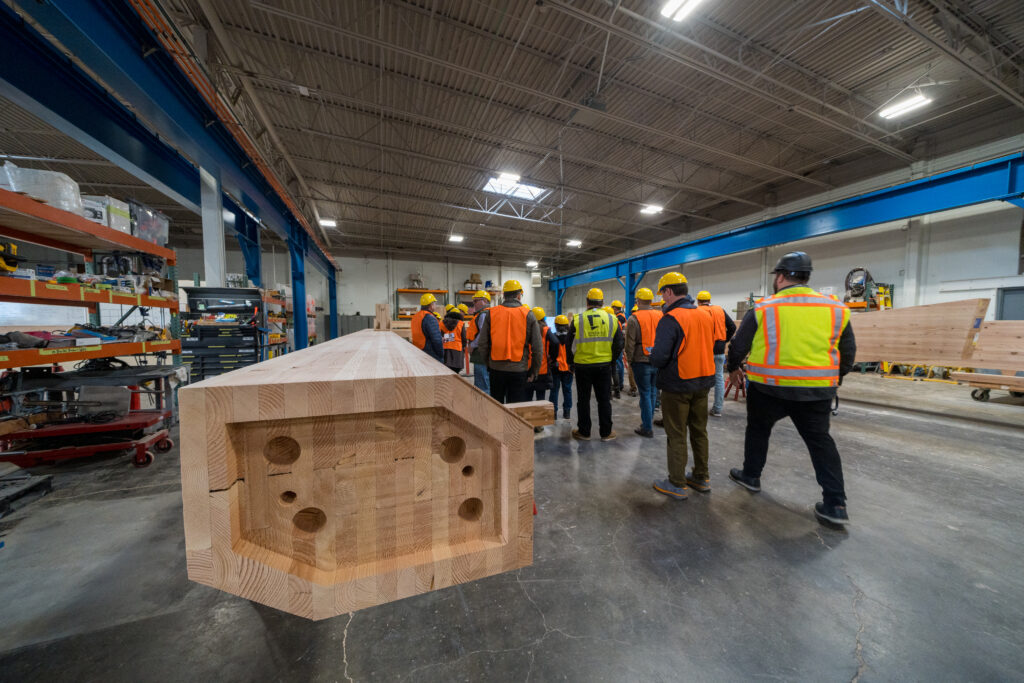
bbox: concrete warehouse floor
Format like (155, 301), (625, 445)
(0, 376), (1022, 681)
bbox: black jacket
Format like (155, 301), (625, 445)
(726, 285), (857, 401)
(649, 296), (715, 394)
(419, 310), (443, 362)
(566, 308), (625, 366)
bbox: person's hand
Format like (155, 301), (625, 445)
(527, 373), (537, 383)
(729, 367), (746, 386)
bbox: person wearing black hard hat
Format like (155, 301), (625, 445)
(725, 251), (857, 527)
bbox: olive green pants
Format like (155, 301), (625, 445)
(662, 388), (711, 486)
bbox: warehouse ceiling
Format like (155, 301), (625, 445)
(4, 0), (1024, 271)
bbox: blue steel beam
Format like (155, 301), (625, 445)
(327, 270), (339, 340)
(15, 0), (335, 278)
(290, 235), (309, 350)
(551, 152), (1024, 292)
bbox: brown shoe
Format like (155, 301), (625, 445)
(571, 429), (591, 441)
(600, 431), (617, 442)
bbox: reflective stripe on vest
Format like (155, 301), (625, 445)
(411, 310), (429, 350)
(701, 304), (727, 342)
(442, 320), (464, 351)
(489, 305), (529, 362)
(746, 286), (850, 388)
(666, 306), (715, 380)
(573, 309), (616, 364)
(632, 309), (662, 356)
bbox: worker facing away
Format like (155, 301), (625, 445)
(526, 307), (560, 433)
(649, 272), (716, 500)
(696, 290), (737, 417)
(440, 305), (467, 374)
(549, 314), (574, 420)
(611, 300), (628, 399)
(467, 290), (492, 393)
(625, 287), (663, 437)
(475, 280), (543, 404)
(411, 293), (444, 362)
(568, 288), (624, 441)
(726, 251), (857, 526)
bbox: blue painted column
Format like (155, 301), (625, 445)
(289, 240), (308, 350)
(327, 269), (339, 339)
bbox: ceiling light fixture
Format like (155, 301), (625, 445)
(319, 218), (337, 228)
(640, 204), (664, 214)
(879, 93), (933, 119)
(660, 0), (706, 21)
(526, 260), (539, 268)
(483, 174), (547, 200)
(498, 172), (521, 182)
(448, 234), (464, 243)
(567, 239), (582, 248)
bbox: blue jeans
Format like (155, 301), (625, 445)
(473, 363), (490, 393)
(713, 353), (726, 413)
(550, 370), (573, 416)
(633, 362), (659, 432)
(614, 356), (624, 390)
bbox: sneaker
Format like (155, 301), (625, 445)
(709, 408), (722, 417)
(634, 427), (654, 438)
(685, 471), (710, 493)
(729, 468), (761, 492)
(653, 479), (688, 500)
(814, 502), (850, 526)
(600, 431), (617, 442)
(571, 429), (590, 441)
(653, 417), (664, 427)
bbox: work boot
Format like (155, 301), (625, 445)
(600, 431), (617, 442)
(814, 502), (850, 526)
(628, 389), (638, 397)
(653, 479), (688, 500)
(614, 389), (621, 399)
(729, 468), (761, 492)
(634, 427), (654, 438)
(571, 429), (590, 441)
(563, 410), (570, 420)
(685, 471), (711, 493)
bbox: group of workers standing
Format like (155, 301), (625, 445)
(409, 251), (856, 527)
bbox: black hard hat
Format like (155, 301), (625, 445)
(773, 251), (813, 274)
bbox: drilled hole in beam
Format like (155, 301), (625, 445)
(265, 436), (300, 466)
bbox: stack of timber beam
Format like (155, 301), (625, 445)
(179, 329), (534, 619)
(374, 303), (411, 341)
(851, 298), (989, 365)
(950, 321), (1024, 392)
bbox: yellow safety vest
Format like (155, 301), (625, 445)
(747, 286), (850, 388)
(573, 309), (617, 365)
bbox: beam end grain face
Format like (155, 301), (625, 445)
(179, 329), (533, 620)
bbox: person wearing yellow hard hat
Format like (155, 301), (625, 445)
(550, 313), (574, 420)
(440, 300), (468, 375)
(726, 251), (855, 526)
(568, 286), (623, 441)
(648, 271), (715, 501)
(625, 286), (663, 437)
(695, 290), (736, 417)
(411, 292), (443, 362)
(475, 279), (543, 404)
(524, 307), (561, 432)
(467, 290), (493, 392)
(457, 303), (469, 315)
(609, 300), (628, 399)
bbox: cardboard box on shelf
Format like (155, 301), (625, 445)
(82, 195), (132, 234)
(81, 196), (107, 226)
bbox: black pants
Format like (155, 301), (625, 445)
(743, 383), (846, 506)
(575, 363), (613, 438)
(490, 369), (528, 404)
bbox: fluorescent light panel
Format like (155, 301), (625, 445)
(879, 93), (932, 119)
(567, 239), (582, 247)
(319, 218), (337, 228)
(526, 260), (538, 268)
(660, 0), (705, 21)
(448, 234), (464, 243)
(640, 204), (663, 214)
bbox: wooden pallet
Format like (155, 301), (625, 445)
(179, 329), (534, 620)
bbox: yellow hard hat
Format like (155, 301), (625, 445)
(636, 287), (654, 301)
(503, 279), (523, 293)
(445, 303), (456, 312)
(457, 303), (469, 314)
(420, 293), (437, 306)
(697, 290), (711, 301)
(631, 305), (638, 312)
(653, 300), (664, 306)
(586, 287), (604, 301)
(473, 290), (491, 302)
(532, 306), (546, 321)
(611, 300), (624, 309)
(603, 305), (614, 314)
(434, 311), (442, 319)
(555, 314), (569, 325)
(657, 271), (687, 291)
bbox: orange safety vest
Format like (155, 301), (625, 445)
(411, 310), (430, 350)
(666, 306), (715, 379)
(632, 309), (662, 356)
(488, 305), (529, 362)
(468, 309), (486, 342)
(700, 304), (727, 342)
(442, 320), (464, 351)
(532, 325), (551, 375)
(554, 340), (569, 372)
